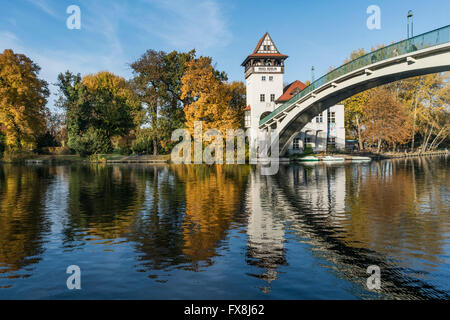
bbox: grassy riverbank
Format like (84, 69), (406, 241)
(346, 150), (449, 159)
(1, 153), (170, 164)
(289, 149), (449, 162)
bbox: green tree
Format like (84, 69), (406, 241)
(131, 49), (195, 155)
(56, 71), (138, 156)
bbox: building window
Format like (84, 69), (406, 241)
(245, 112), (251, 128)
(293, 138), (300, 150)
(260, 94), (265, 102)
(327, 137), (336, 148)
(316, 113), (323, 123)
(262, 76), (266, 81)
(269, 76), (273, 81)
(305, 136), (313, 143)
(327, 111), (335, 123)
(270, 94), (275, 102)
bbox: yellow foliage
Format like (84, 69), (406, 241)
(82, 71), (138, 108)
(0, 49), (49, 150)
(181, 57), (240, 135)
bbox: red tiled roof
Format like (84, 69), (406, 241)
(276, 80), (307, 103)
(243, 105), (251, 111)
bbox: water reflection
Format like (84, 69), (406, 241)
(174, 165), (250, 268)
(270, 159), (449, 299)
(0, 156), (448, 299)
(0, 166), (53, 283)
(245, 168), (287, 293)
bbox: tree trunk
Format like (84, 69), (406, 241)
(153, 136), (158, 155)
(411, 96), (418, 152)
(420, 127), (429, 153)
(428, 127), (444, 150)
(423, 127), (433, 152)
(377, 138), (382, 153)
(356, 116), (363, 150)
(433, 133), (448, 150)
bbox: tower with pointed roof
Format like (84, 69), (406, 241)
(242, 33), (346, 155)
(242, 33), (288, 145)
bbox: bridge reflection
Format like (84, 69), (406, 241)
(245, 159), (449, 299)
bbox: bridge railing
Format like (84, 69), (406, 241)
(260, 25), (450, 126)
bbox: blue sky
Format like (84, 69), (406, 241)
(1, 0), (449, 109)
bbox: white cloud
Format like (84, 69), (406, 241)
(0, 31), (19, 47)
(125, 0), (232, 50)
(26, 0), (59, 19)
(0, 0), (233, 110)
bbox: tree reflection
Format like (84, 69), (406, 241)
(0, 165), (52, 277)
(173, 165), (250, 269)
(62, 164), (251, 272)
(63, 164), (144, 243)
(272, 158), (449, 299)
(343, 158), (449, 265)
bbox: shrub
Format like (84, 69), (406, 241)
(69, 128), (112, 156)
(36, 131), (59, 154)
(119, 145), (132, 155)
(132, 130), (153, 154)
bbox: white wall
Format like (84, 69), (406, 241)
(246, 72), (284, 148)
(287, 104), (346, 153)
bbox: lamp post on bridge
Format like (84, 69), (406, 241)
(407, 10), (413, 39)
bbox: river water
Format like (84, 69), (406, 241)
(0, 156), (448, 299)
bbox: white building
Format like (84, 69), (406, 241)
(242, 33), (345, 154)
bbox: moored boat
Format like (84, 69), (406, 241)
(298, 155), (319, 162)
(350, 156), (372, 161)
(321, 156), (345, 161)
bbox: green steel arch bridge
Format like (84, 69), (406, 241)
(259, 25), (450, 156)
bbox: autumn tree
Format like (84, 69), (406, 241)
(413, 73), (449, 151)
(362, 87), (412, 153)
(226, 81), (246, 128)
(0, 49), (49, 150)
(341, 49), (369, 150)
(131, 49), (195, 155)
(181, 57), (241, 134)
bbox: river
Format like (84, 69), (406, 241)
(0, 155), (448, 299)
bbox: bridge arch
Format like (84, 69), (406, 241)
(259, 26), (450, 156)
